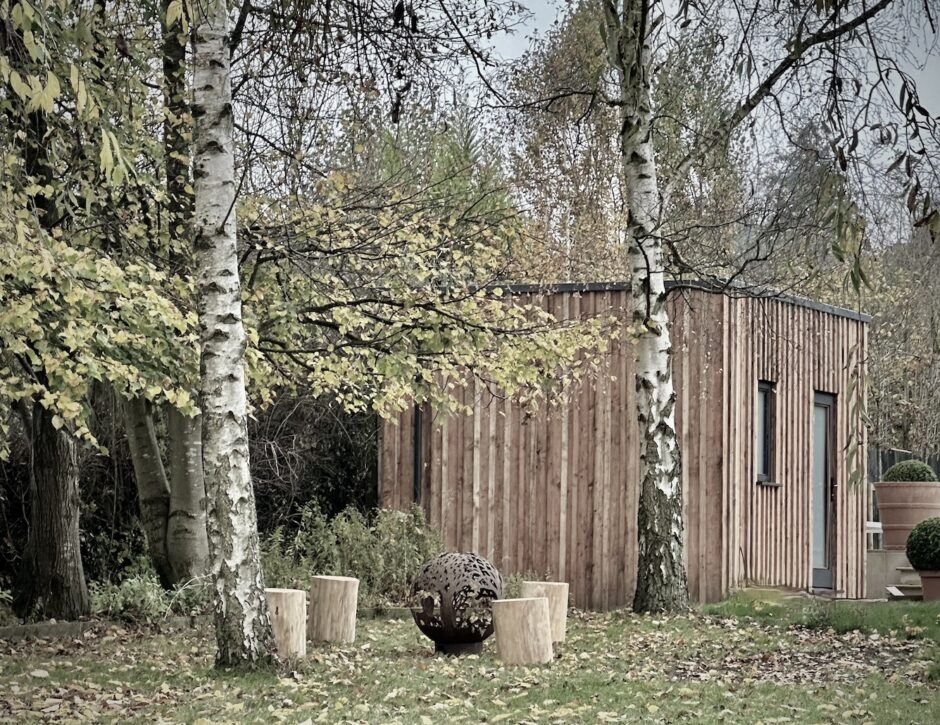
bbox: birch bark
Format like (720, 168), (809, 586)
(604, 0), (689, 612)
(192, 0), (274, 665)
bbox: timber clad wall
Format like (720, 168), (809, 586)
(379, 286), (868, 608)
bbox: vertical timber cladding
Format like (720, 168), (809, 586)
(378, 286), (869, 608)
(746, 297), (868, 598)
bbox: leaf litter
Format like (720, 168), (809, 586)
(0, 611), (936, 723)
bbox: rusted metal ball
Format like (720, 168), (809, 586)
(410, 552), (503, 655)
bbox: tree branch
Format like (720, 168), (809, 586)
(662, 0), (896, 207)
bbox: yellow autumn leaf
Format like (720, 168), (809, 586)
(9, 70), (30, 101)
(165, 0), (183, 26)
(31, 71), (60, 113)
(100, 130), (113, 175)
(76, 78), (87, 115)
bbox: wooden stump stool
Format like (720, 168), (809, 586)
(492, 597), (553, 665)
(308, 575), (359, 644)
(265, 588), (306, 658)
(520, 581), (569, 643)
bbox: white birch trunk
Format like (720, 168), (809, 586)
(192, 0), (274, 666)
(606, 0), (689, 612)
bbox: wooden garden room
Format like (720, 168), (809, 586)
(379, 283), (870, 608)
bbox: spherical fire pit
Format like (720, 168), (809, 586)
(410, 552), (503, 655)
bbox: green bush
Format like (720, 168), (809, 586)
(261, 503), (442, 607)
(0, 587), (15, 626)
(883, 460), (938, 482)
(166, 578), (212, 617)
(89, 557), (212, 622)
(907, 517), (940, 571)
(90, 573), (169, 623)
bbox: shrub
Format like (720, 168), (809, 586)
(90, 573), (169, 623)
(261, 503), (442, 607)
(907, 517), (940, 571)
(88, 556), (212, 622)
(166, 578), (212, 617)
(883, 460), (938, 482)
(0, 587), (15, 626)
(367, 507), (442, 604)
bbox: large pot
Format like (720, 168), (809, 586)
(873, 481), (940, 550)
(919, 570), (940, 601)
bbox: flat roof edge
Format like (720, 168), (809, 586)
(493, 280), (872, 324)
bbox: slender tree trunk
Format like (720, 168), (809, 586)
(124, 397), (175, 587)
(163, 0), (192, 270)
(606, 0), (688, 612)
(193, 0), (274, 666)
(166, 407), (209, 581)
(161, 0), (209, 585)
(13, 404), (89, 619)
(124, 400), (208, 585)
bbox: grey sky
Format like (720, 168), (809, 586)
(490, 0), (940, 115)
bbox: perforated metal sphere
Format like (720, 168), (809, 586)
(410, 552), (503, 654)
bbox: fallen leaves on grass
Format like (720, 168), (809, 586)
(0, 612), (936, 723)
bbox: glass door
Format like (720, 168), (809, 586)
(812, 393), (836, 589)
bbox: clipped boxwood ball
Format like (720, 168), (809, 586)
(883, 460), (938, 482)
(907, 517), (940, 571)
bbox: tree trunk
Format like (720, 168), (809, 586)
(123, 397), (175, 587)
(124, 400), (208, 586)
(193, 0), (274, 667)
(13, 404), (89, 619)
(160, 0), (209, 586)
(166, 407), (209, 582)
(606, 0), (689, 612)
(7, 23), (89, 619)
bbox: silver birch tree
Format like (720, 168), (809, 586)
(603, 0), (688, 612)
(192, 0), (274, 665)
(600, 0), (922, 612)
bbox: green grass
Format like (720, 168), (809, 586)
(702, 589), (940, 640)
(702, 589), (940, 681)
(0, 607), (938, 723)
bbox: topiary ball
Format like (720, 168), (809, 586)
(883, 460), (938, 482)
(907, 517), (940, 571)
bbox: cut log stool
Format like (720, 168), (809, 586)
(520, 581), (569, 643)
(492, 597), (553, 665)
(308, 575), (359, 644)
(265, 588), (306, 658)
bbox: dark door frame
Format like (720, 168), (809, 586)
(812, 392), (837, 590)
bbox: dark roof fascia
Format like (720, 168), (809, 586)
(492, 279), (872, 324)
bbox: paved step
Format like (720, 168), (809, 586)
(887, 584), (923, 601)
(895, 566), (922, 586)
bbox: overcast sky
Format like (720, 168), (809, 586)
(490, 0), (940, 115)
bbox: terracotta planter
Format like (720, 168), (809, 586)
(873, 481), (940, 550)
(918, 570), (940, 601)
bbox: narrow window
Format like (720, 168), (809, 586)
(757, 381), (776, 483)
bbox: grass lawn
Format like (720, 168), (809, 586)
(1, 598), (938, 723)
